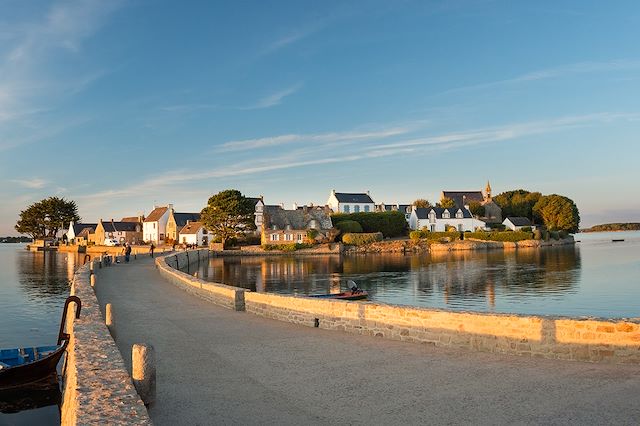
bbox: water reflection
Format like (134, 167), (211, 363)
(185, 247), (591, 316)
(17, 252), (77, 301)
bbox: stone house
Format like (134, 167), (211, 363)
(143, 205), (171, 244)
(261, 205), (335, 245)
(167, 210), (201, 243)
(178, 221), (209, 246)
(95, 219), (143, 245)
(441, 181), (502, 223)
(66, 221), (97, 245)
(409, 207), (486, 232)
(327, 190), (375, 213)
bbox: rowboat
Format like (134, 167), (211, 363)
(0, 296), (81, 389)
(309, 291), (368, 301)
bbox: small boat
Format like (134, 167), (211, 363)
(612, 239), (625, 242)
(0, 296), (81, 390)
(309, 291), (368, 301)
(308, 280), (368, 301)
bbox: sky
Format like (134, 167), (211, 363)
(1, 0), (640, 234)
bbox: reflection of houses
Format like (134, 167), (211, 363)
(441, 181), (502, 223)
(261, 205), (334, 245)
(167, 210), (200, 242)
(66, 221), (97, 245)
(327, 190), (375, 213)
(178, 221), (209, 246)
(143, 205), (171, 244)
(409, 207), (485, 232)
(503, 217), (536, 231)
(95, 219), (142, 245)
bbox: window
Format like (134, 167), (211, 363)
(443, 211), (450, 219)
(429, 212), (436, 223)
(430, 224), (436, 232)
(153, 223), (156, 229)
(309, 220), (318, 229)
(297, 234), (304, 242)
(364, 205), (370, 212)
(270, 234), (279, 241)
(354, 205), (360, 213)
(458, 224), (463, 232)
(285, 234), (293, 241)
(456, 210), (463, 219)
(343, 205), (350, 213)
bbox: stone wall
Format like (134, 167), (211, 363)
(156, 249), (246, 311)
(162, 251), (640, 364)
(61, 263), (151, 425)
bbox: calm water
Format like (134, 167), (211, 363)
(184, 231), (640, 319)
(0, 244), (79, 425)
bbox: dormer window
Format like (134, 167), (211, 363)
(272, 225), (278, 231)
(429, 211), (436, 223)
(309, 220), (318, 229)
(285, 224), (292, 230)
(443, 211), (450, 219)
(456, 210), (463, 219)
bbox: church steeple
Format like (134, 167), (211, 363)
(485, 180), (492, 200)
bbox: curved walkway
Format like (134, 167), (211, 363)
(95, 256), (640, 425)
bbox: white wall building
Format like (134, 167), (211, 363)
(178, 221), (209, 246)
(409, 207), (485, 232)
(503, 217), (536, 231)
(327, 190), (375, 213)
(143, 205), (171, 244)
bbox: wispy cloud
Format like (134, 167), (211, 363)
(159, 103), (219, 113)
(219, 126), (415, 152)
(239, 83), (303, 110)
(261, 22), (326, 56)
(9, 178), (48, 189)
(442, 59), (640, 95)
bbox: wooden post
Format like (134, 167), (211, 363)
(132, 343), (156, 405)
(90, 274), (96, 288)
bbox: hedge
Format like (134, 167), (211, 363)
(466, 231), (533, 242)
(342, 232), (383, 246)
(261, 243), (313, 251)
(335, 220), (363, 234)
(331, 211), (407, 237)
(409, 230), (460, 242)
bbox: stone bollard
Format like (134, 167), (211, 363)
(99, 256), (103, 268)
(132, 343), (156, 405)
(89, 261), (94, 274)
(105, 303), (115, 338)
(90, 274), (96, 288)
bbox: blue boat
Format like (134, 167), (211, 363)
(0, 296), (81, 390)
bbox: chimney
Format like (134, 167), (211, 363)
(186, 220), (191, 225)
(303, 205), (308, 214)
(331, 189), (336, 195)
(280, 202), (284, 209)
(366, 190), (370, 196)
(293, 202), (298, 210)
(168, 203), (174, 212)
(260, 195), (264, 201)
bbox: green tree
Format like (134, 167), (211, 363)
(437, 196), (456, 209)
(200, 190), (256, 247)
(15, 197), (80, 239)
(532, 194), (580, 233)
(412, 199), (431, 208)
(467, 201), (485, 217)
(494, 189), (542, 220)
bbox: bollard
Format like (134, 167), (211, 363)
(132, 343), (156, 405)
(90, 274), (96, 288)
(105, 303), (115, 338)
(89, 261), (94, 274)
(99, 256), (103, 268)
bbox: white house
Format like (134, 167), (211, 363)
(66, 221), (97, 242)
(178, 221), (209, 246)
(503, 217), (536, 231)
(327, 190), (375, 213)
(409, 207), (486, 232)
(143, 205), (172, 244)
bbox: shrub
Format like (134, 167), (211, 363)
(331, 211), (407, 237)
(409, 230), (460, 242)
(533, 229), (543, 240)
(342, 232), (383, 246)
(465, 231), (533, 242)
(520, 226), (532, 232)
(306, 229), (319, 240)
(262, 243), (313, 251)
(549, 231), (560, 240)
(335, 220), (363, 234)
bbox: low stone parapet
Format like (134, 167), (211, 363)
(61, 264), (150, 425)
(156, 249), (245, 311)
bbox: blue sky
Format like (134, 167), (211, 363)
(1, 0), (640, 234)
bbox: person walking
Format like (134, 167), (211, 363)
(125, 243), (132, 263)
(150, 243), (155, 258)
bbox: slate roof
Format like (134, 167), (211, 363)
(121, 216), (141, 223)
(442, 191), (484, 207)
(172, 212), (200, 227)
(397, 204), (411, 213)
(179, 221), (204, 235)
(334, 192), (374, 204)
(102, 221), (140, 232)
(246, 197), (263, 206)
(414, 207), (472, 220)
(72, 223), (97, 235)
(505, 217), (532, 227)
(77, 228), (93, 238)
(144, 207), (168, 222)
(264, 206), (333, 230)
